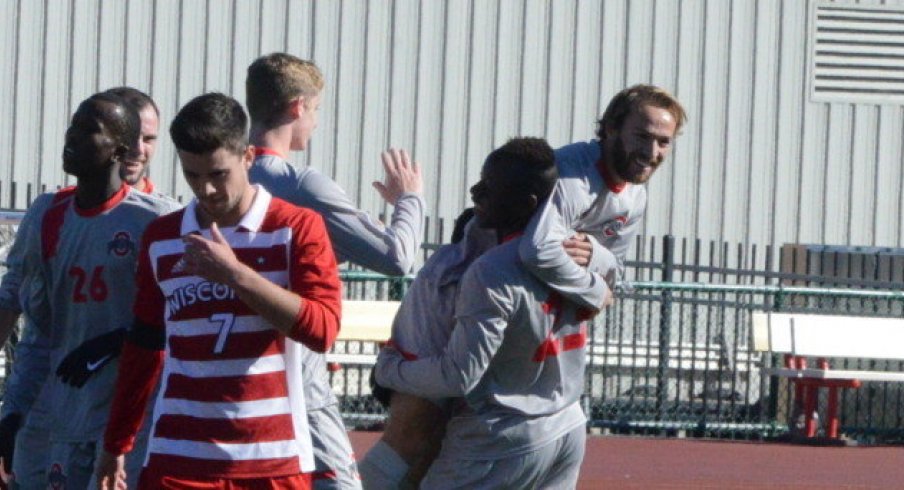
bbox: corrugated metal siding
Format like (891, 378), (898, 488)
(1, 0), (903, 251)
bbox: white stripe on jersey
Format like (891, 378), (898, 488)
(166, 315), (274, 337)
(159, 270), (288, 292)
(149, 437), (299, 460)
(167, 353), (286, 378)
(159, 396), (291, 419)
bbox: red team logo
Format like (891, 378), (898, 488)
(602, 215), (628, 237)
(47, 463), (66, 489)
(107, 230), (136, 257)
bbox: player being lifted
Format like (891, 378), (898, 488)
(373, 138), (600, 488)
(520, 84), (686, 312)
(98, 92), (342, 488)
(245, 52), (424, 489)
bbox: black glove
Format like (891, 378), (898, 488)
(369, 369), (393, 409)
(56, 329), (127, 388)
(0, 413), (22, 487)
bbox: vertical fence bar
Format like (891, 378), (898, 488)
(656, 235), (674, 422)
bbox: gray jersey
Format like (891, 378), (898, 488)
(388, 219), (496, 361)
(375, 237), (591, 460)
(520, 140), (647, 310)
(249, 153), (424, 275)
(250, 152), (425, 413)
(23, 186), (180, 441)
(0, 192), (60, 312)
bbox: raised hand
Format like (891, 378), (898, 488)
(373, 148), (422, 205)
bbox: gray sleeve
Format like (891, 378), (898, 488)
(0, 317), (51, 418)
(519, 180), (610, 311)
(374, 263), (509, 398)
(0, 200), (47, 311)
(295, 169), (425, 275)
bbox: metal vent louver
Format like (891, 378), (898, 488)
(811, 4), (904, 105)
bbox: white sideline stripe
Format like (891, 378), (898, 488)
(167, 354), (285, 378)
(167, 316), (273, 337)
(149, 437), (298, 460)
(159, 397), (291, 419)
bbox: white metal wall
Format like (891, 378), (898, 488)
(1, 0), (902, 250)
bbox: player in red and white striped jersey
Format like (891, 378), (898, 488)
(98, 93), (341, 489)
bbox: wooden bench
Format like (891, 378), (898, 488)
(751, 312), (904, 439)
(326, 300), (399, 368)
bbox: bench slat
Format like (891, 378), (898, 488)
(766, 367), (904, 383)
(752, 313), (904, 361)
(337, 300), (400, 342)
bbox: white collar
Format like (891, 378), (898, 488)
(181, 185), (272, 235)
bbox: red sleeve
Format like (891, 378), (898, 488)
(288, 211), (341, 352)
(104, 338), (164, 454)
(106, 223), (167, 454)
(133, 221), (166, 326)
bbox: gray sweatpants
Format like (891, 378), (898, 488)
(310, 404), (362, 490)
(421, 424), (586, 490)
(10, 407), (50, 490)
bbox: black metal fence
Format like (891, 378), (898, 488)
(335, 236), (904, 442)
(4, 211), (904, 442)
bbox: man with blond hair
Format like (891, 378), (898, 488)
(245, 52), (424, 489)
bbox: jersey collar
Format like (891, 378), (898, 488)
(73, 183), (130, 217)
(254, 147), (287, 159)
(181, 185), (272, 235)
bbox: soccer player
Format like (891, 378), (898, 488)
(97, 92), (342, 489)
(520, 84), (687, 311)
(104, 87), (168, 199)
(373, 138), (598, 488)
(1, 92), (180, 489)
(0, 87), (177, 489)
(245, 52), (424, 488)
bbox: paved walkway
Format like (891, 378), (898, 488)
(349, 432), (903, 489)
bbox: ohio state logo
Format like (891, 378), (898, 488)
(602, 216), (628, 237)
(107, 231), (136, 257)
(48, 462), (66, 489)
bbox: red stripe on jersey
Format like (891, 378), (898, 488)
(52, 186), (76, 203)
(164, 370), (289, 403)
(532, 324), (587, 362)
(145, 453), (300, 480)
(74, 183), (130, 217)
(254, 147), (287, 159)
(153, 413), (296, 444)
(41, 193), (74, 260)
(168, 329), (283, 361)
(384, 340), (418, 360)
(155, 245), (288, 282)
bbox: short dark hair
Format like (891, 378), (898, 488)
(596, 84), (687, 139)
(450, 208), (475, 244)
(104, 86), (159, 116)
(84, 92), (141, 150)
(170, 93), (248, 155)
(485, 137), (558, 203)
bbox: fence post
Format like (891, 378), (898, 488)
(656, 235), (675, 422)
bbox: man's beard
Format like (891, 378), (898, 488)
(610, 137), (660, 184)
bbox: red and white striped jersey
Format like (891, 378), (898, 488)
(108, 186), (341, 478)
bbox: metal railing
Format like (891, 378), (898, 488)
(335, 273), (904, 442)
